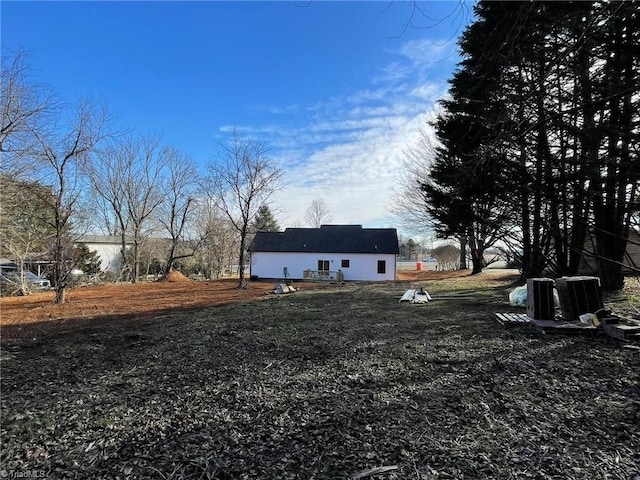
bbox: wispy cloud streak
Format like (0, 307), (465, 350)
(222, 39), (458, 230)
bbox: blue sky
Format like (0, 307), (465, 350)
(2, 1), (474, 236)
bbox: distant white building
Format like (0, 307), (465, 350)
(76, 235), (132, 272)
(250, 225), (399, 281)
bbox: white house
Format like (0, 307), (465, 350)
(250, 225), (399, 281)
(76, 235), (132, 272)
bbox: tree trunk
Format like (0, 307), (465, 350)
(596, 231), (626, 290)
(56, 286), (66, 304)
(470, 251), (483, 275)
(517, 102), (533, 281)
(570, 21), (596, 277)
(132, 237), (140, 283)
(52, 218), (66, 304)
(458, 237), (467, 270)
(166, 244), (177, 274)
(468, 231), (484, 275)
(237, 228), (247, 289)
(119, 233), (128, 282)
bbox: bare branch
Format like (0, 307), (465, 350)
(203, 129), (283, 287)
(304, 199), (333, 228)
(0, 50), (59, 177)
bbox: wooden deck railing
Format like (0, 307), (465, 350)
(302, 269), (344, 282)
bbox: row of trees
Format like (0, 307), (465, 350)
(2, 51), (340, 301)
(398, 237), (429, 262)
(398, 1), (638, 289)
(1, 51), (280, 301)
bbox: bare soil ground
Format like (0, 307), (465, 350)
(1, 270), (639, 479)
(1, 275), (283, 339)
(0, 270), (513, 339)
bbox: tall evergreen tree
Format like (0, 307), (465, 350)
(589, 1), (640, 288)
(421, 0), (639, 288)
(251, 205), (280, 233)
(421, 2), (517, 275)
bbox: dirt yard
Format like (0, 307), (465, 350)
(1, 270), (638, 479)
(0, 274), (278, 338)
(0, 269), (517, 339)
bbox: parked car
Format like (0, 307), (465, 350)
(0, 269), (51, 291)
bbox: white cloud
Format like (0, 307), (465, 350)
(226, 38), (453, 233)
(373, 39), (458, 86)
(272, 107), (431, 229)
(410, 83), (446, 102)
(345, 86), (400, 104)
(399, 38), (455, 68)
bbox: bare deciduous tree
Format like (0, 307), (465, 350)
(431, 244), (460, 271)
(122, 134), (168, 283)
(194, 200), (238, 279)
(389, 124), (437, 235)
(85, 137), (133, 279)
(390, 122), (468, 269)
(204, 130), (282, 288)
(304, 199), (333, 228)
(31, 97), (110, 303)
(156, 147), (201, 273)
(0, 50), (57, 176)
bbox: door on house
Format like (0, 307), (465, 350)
(318, 260), (330, 277)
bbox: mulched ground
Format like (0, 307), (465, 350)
(0, 270), (511, 339)
(1, 271), (639, 479)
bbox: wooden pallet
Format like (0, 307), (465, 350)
(529, 318), (598, 334)
(602, 323), (640, 341)
(555, 276), (604, 321)
(497, 312), (640, 340)
(495, 313), (531, 325)
(495, 312), (598, 334)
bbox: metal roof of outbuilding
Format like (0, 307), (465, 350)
(251, 225), (399, 254)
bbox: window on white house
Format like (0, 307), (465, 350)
(341, 259), (350, 268)
(377, 260), (386, 274)
(318, 260), (330, 271)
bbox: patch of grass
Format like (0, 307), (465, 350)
(1, 276), (639, 479)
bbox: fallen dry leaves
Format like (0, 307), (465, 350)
(1, 271), (639, 479)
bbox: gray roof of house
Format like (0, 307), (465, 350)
(251, 225), (399, 254)
(77, 235), (134, 245)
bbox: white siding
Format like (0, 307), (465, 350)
(82, 242), (125, 272)
(250, 252), (396, 281)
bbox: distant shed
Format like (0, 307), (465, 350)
(76, 235), (132, 272)
(250, 225), (399, 281)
